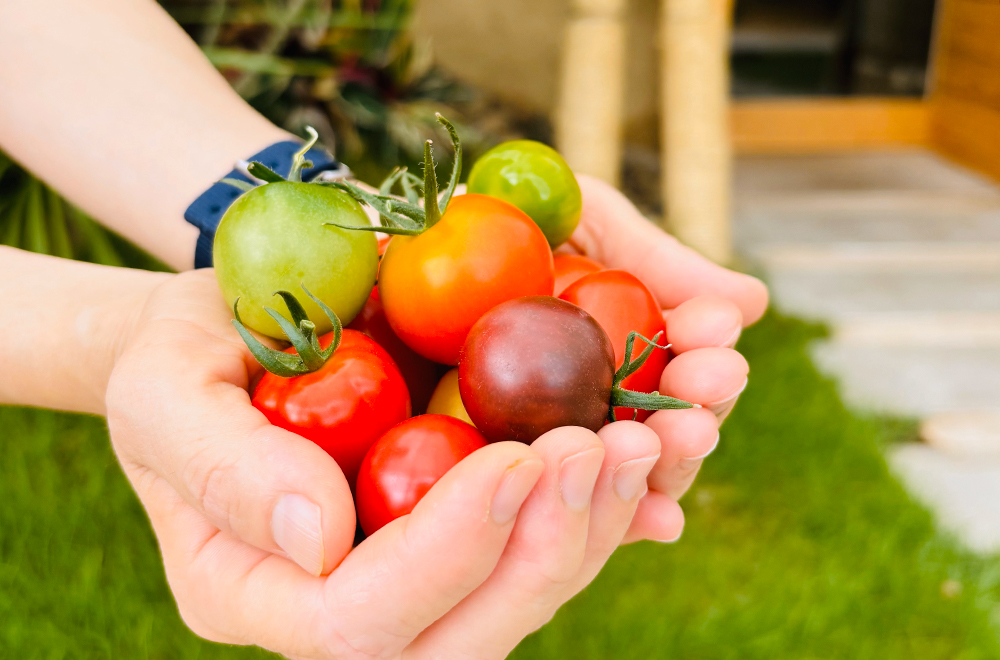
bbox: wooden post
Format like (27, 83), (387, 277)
(660, 0), (733, 263)
(555, 0), (627, 185)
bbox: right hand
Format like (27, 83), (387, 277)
(105, 269), (675, 658)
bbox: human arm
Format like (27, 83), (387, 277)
(0, 0), (289, 270)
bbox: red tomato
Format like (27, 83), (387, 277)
(559, 270), (667, 422)
(348, 288), (440, 415)
(253, 330), (411, 486)
(378, 194), (554, 365)
(355, 415), (488, 535)
(553, 254), (602, 296)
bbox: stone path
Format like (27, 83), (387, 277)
(733, 150), (1000, 553)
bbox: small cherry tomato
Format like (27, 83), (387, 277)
(467, 140), (582, 247)
(355, 415), (488, 535)
(214, 182), (378, 339)
(426, 368), (474, 425)
(559, 270), (667, 421)
(553, 254), (603, 296)
(379, 194), (554, 365)
(252, 330), (411, 486)
(459, 296), (689, 443)
(348, 287), (440, 415)
(459, 297), (615, 443)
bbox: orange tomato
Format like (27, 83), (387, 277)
(552, 254), (602, 296)
(559, 269), (667, 422)
(378, 194), (554, 364)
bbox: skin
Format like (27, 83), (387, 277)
(0, 0), (768, 655)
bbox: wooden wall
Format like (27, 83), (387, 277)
(930, 0), (1000, 180)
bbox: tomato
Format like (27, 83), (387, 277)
(378, 194), (554, 365)
(459, 296), (690, 443)
(348, 287), (440, 415)
(426, 368), (474, 425)
(355, 415), (488, 535)
(467, 140), (582, 247)
(214, 182), (378, 339)
(559, 270), (667, 422)
(459, 297), (615, 443)
(553, 254), (603, 296)
(252, 329), (411, 486)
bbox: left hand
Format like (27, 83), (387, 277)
(566, 174), (768, 542)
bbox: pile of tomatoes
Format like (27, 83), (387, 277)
(213, 116), (691, 537)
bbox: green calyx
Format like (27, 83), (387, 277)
(220, 126), (322, 193)
(321, 113), (462, 237)
(608, 331), (695, 422)
(232, 284), (343, 378)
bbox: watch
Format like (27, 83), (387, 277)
(184, 140), (350, 268)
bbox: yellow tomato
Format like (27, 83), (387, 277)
(426, 368), (474, 426)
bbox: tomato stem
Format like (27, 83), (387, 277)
(608, 331), (694, 422)
(287, 127), (320, 183)
(321, 114), (464, 236)
(231, 284), (343, 377)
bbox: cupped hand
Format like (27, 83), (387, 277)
(104, 269), (665, 658)
(567, 175), (768, 541)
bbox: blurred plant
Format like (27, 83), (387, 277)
(163, 0), (487, 183)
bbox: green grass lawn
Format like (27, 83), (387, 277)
(3, 311), (1000, 659)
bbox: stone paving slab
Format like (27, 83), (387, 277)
(736, 195), (1000, 249)
(734, 150), (1000, 555)
(889, 444), (1000, 554)
(766, 268), (1000, 320)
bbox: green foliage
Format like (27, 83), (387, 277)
(161, 0), (485, 183)
(3, 311), (1000, 657)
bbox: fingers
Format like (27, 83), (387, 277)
(659, 347), (749, 422)
(575, 421), (662, 582)
(622, 490), (685, 544)
(106, 271), (358, 576)
(572, 174), (768, 325)
(406, 426), (605, 660)
(136, 440), (544, 659)
(644, 407), (719, 500)
(666, 295), (743, 353)
(323, 441), (543, 659)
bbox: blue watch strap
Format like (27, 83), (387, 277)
(185, 140), (344, 269)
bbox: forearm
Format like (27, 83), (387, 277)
(0, 0), (289, 270)
(0, 247), (169, 415)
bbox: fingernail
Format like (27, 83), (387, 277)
(612, 456), (659, 501)
(689, 432), (720, 461)
(560, 448), (605, 512)
(272, 494), (324, 576)
(707, 378), (748, 418)
(722, 325), (742, 348)
(654, 529), (684, 543)
(491, 459), (544, 525)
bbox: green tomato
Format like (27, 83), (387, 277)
(214, 181), (378, 340)
(466, 140), (582, 247)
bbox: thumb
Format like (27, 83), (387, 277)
(107, 335), (358, 577)
(572, 174), (769, 325)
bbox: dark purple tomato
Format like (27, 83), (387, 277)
(458, 296), (616, 443)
